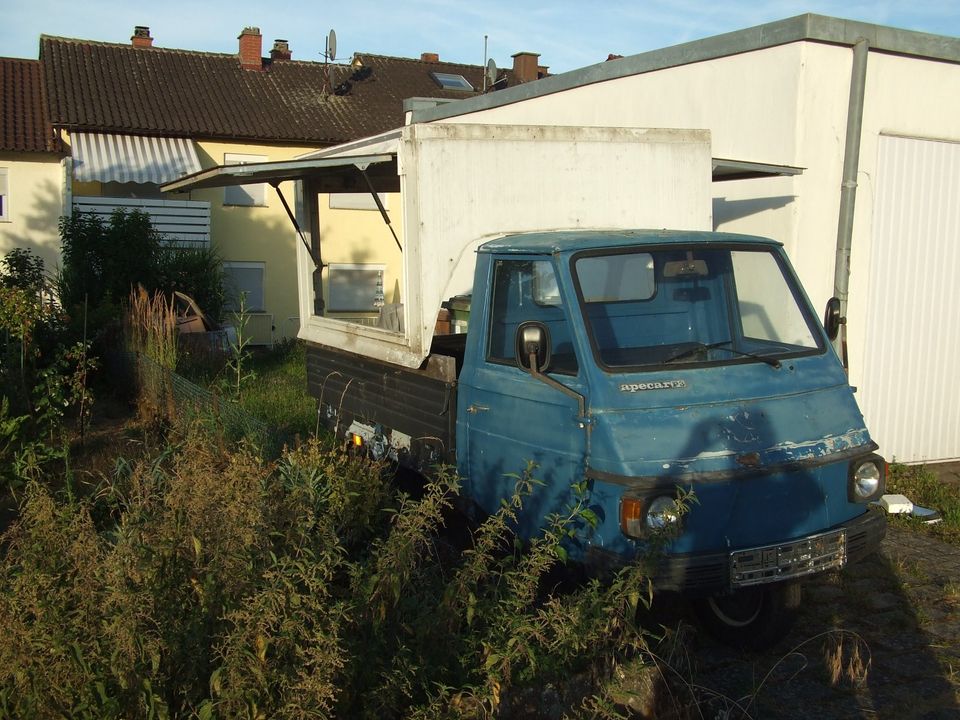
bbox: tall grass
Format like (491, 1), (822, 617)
(124, 286), (178, 427)
(125, 286), (177, 370)
(888, 463), (960, 544)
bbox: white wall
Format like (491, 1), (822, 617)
(844, 51), (960, 392)
(428, 39), (960, 461)
(434, 42), (846, 309)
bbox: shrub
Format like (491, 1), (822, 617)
(57, 210), (224, 343)
(0, 248), (47, 293)
(156, 246), (225, 326)
(58, 210), (163, 325)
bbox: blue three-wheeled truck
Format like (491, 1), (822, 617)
(164, 123), (886, 647)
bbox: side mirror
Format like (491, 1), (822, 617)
(515, 321), (552, 374)
(823, 297), (844, 341)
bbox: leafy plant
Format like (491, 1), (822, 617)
(58, 210), (224, 345)
(156, 246), (226, 326)
(223, 292), (256, 399)
(0, 248), (47, 293)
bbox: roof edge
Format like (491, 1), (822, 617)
(411, 13), (960, 124)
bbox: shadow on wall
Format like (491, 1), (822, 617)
(713, 195), (796, 228)
(1, 178), (64, 274)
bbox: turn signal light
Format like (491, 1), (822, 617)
(620, 497), (644, 537)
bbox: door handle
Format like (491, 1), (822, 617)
(467, 403), (490, 414)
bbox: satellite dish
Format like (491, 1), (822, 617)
(486, 58), (497, 85)
(327, 29), (337, 62)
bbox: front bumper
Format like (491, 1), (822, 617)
(585, 505), (886, 596)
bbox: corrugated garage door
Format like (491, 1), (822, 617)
(862, 135), (960, 463)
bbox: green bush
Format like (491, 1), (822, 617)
(157, 246), (226, 325)
(57, 210), (224, 341)
(0, 248), (47, 293)
(58, 210), (162, 323)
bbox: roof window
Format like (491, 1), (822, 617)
(430, 72), (474, 91)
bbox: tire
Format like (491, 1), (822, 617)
(694, 582), (801, 651)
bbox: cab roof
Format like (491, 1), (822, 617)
(477, 229), (784, 254)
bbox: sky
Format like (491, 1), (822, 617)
(2, 0), (959, 74)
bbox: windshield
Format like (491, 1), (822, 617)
(572, 246), (823, 371)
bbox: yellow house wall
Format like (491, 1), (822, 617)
(0, 152), (65, 275)
(65, 134), (325, 345)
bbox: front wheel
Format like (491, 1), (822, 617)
(693, 582), (801, 650)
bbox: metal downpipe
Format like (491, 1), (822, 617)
(833, 38), (870, 367)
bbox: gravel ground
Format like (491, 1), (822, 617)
(659, 525), (960, 719)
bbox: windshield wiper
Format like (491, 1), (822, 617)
(664, 341), (781, 368)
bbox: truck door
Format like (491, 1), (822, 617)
(458, 258), (588, 539)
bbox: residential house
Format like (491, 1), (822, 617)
(35, 25), (526, 343)
(0, 57), (66, 275)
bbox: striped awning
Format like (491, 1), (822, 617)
(72, 133), (202, 184)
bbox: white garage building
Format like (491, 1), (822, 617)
(410, 13), (960, 465)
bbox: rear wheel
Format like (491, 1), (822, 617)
(694, 582), (801, 650)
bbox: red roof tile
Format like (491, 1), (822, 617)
(40, 36), (518, 146)
(0, 57), (60, 153)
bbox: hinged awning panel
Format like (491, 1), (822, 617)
(160, 153), (399, 194)
(73, 133), (202, 184)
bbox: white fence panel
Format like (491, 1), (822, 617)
(73, 196), (211, 248)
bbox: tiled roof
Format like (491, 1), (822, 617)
(40, 35), (517, 146)
(344, 53), (514, 135)
(0, 57), (60, 153)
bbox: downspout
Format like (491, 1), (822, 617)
(833, 38), (870, 368)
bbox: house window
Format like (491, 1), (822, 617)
(0, 168), (8, 221)
(328, 192), (389, 211)
(327, 263), (385, 312)
(223, 262), (265, 312)
(223, 153), (267, 207)
(430, 72), (474, 91)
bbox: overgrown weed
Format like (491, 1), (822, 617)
(0, 425), (701, 718)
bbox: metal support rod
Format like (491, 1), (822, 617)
(359, 167), (403, 252)
(832, 38), (870, 365)
(272, 182), (322, 267)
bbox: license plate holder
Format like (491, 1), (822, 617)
(729, 529), (847, 588)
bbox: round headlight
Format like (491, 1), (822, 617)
(853, 461), (881, 499)
(646, 495), (680, 530)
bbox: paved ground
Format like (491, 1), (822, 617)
(931, 462), (960, 489)
(678, 525), (960, 718)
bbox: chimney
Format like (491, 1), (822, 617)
(238, 27), (263, 70)
(421, 52), (439, 63)
(512, 51), (540, 83)
(270, 39), (292, 61)
(131, 26), (153, 48)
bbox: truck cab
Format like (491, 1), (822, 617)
(457, 229), (886, 646)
